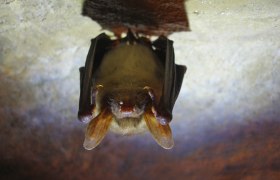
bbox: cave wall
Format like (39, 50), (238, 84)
(1, 0), (280, 179)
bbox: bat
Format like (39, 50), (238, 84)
(78, 30), (186, 149)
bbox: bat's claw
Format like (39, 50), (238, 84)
(78, 112), (93, 123)
(151, 106), (172, 125)
(156, 116), (168, 125)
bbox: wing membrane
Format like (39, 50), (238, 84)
(78, 33), (112, 122)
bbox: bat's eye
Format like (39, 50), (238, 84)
(118, 101), (123, 112)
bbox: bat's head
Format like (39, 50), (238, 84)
(105, 88), (151, 136)
(83, 87), (174, 150)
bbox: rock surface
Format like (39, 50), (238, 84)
(82, 0), (189, 36)
(1, 0), (280, 179)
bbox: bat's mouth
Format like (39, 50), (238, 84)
(112, 105), (144, 119)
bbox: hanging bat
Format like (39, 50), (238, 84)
(78, 30), (186, 149)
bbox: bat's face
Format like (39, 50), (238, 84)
(101, 89), (151, 136)
(108, 89), (149, 119)
(78, 31), (186, 150)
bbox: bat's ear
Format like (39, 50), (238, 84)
(144, 110), (174, 149)
(83, 108), (113, 150)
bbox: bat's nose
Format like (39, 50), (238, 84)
(118, 100), (144, 118)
